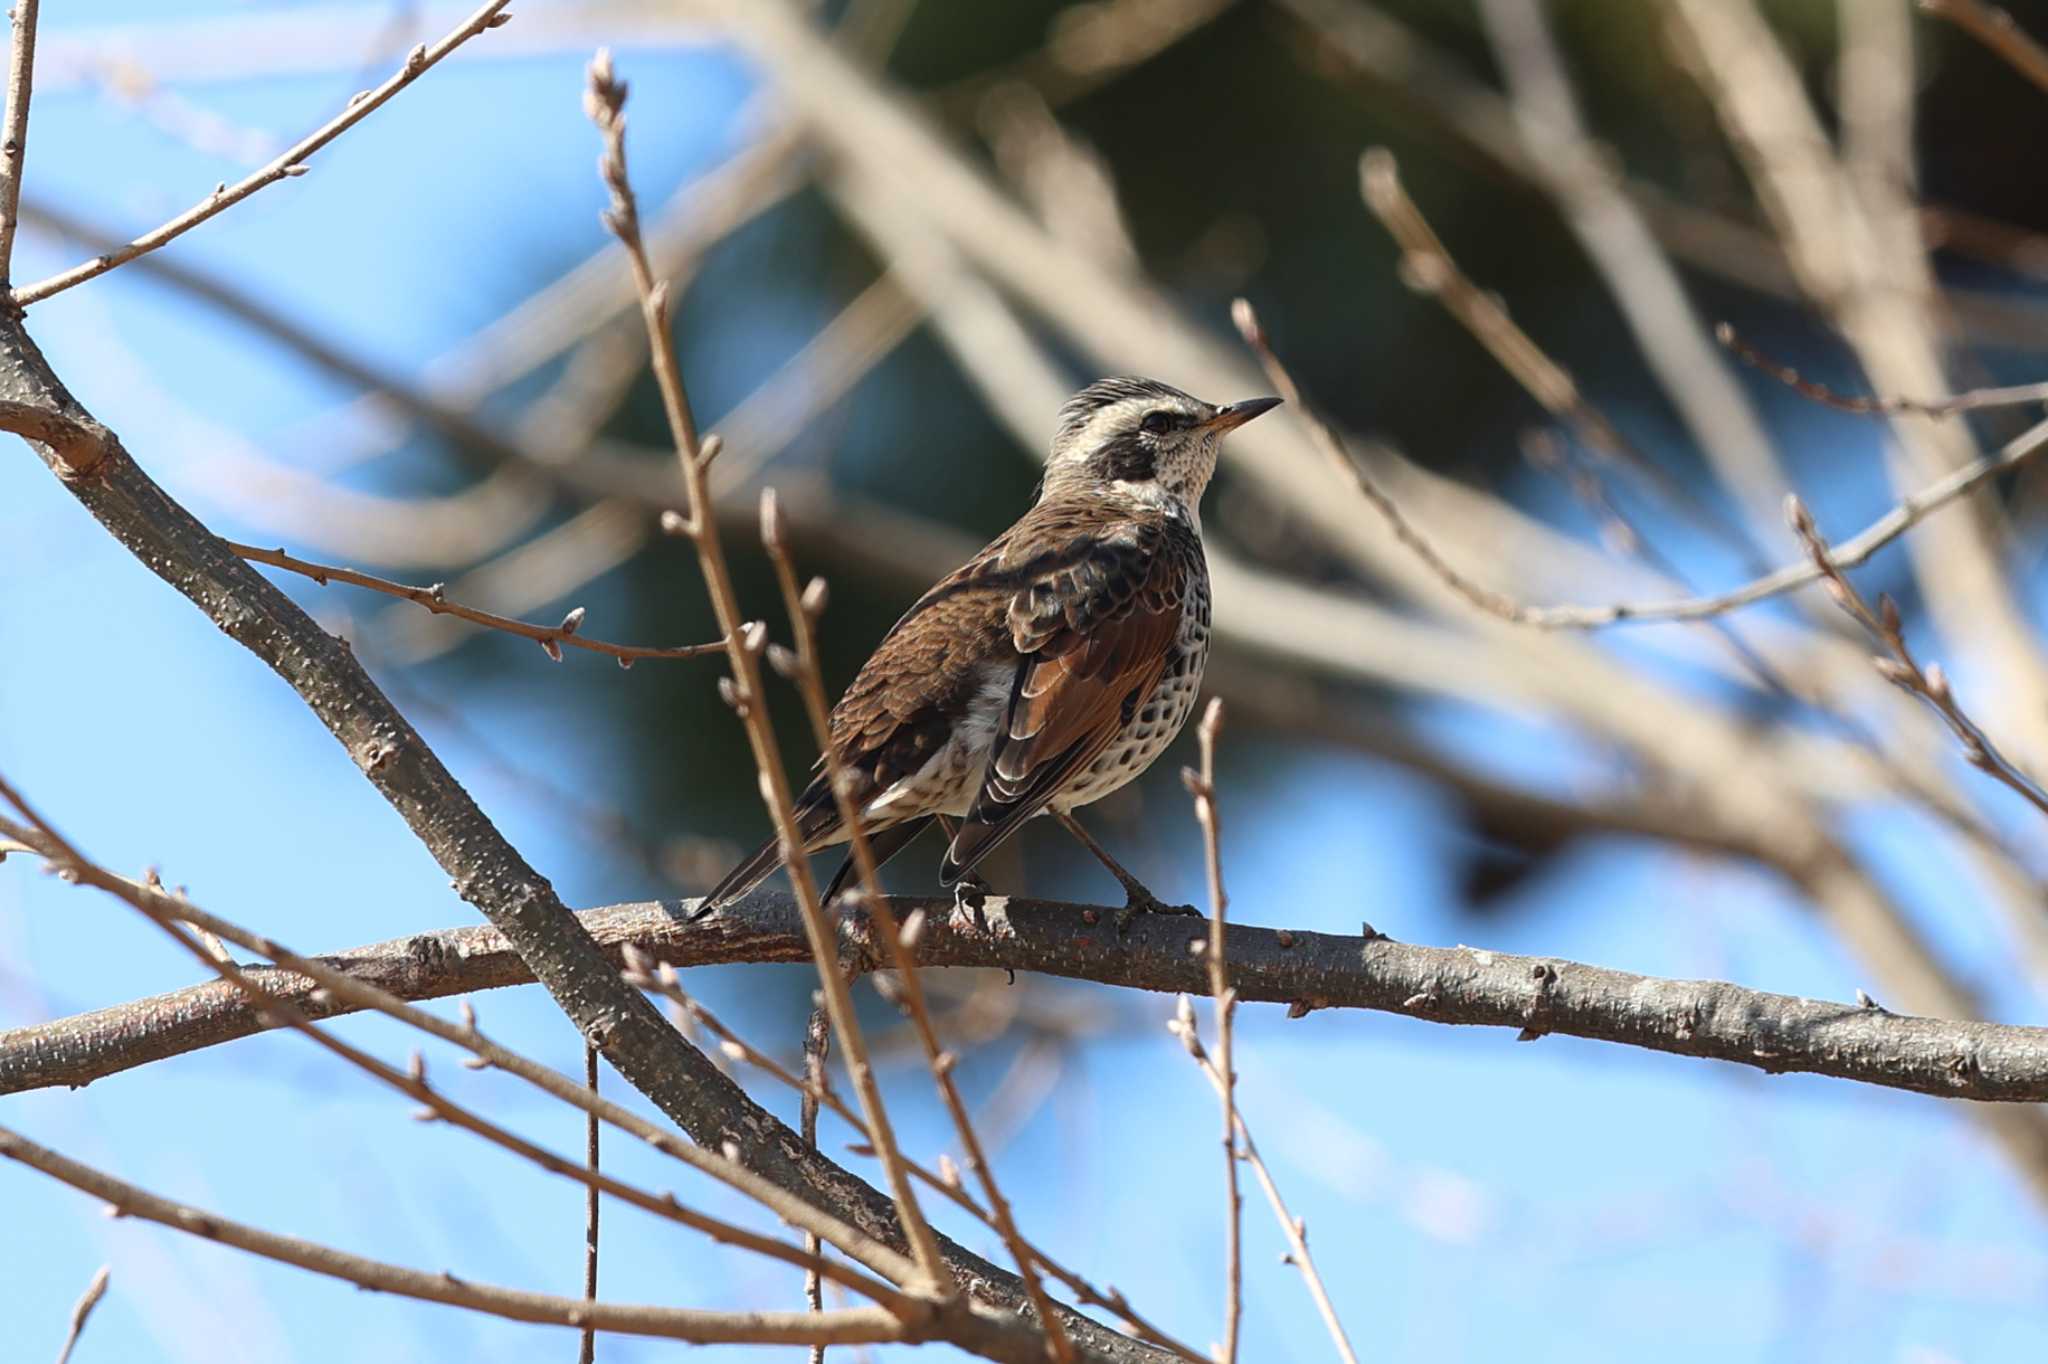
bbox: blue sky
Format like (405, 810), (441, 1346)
(4, 5), (2047, 1362)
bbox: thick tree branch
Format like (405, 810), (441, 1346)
(10, 890), (2048, 1105)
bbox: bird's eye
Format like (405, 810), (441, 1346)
(1139, 411), (1174, 436)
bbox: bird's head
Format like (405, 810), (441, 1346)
(1043, 377), (1280, 510)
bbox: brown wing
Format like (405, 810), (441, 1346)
(704, 499), (1188, 910)
(941, 506), (1190, 882)
(700, 528), (1021, 909)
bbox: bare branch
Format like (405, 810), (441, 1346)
(0, 1126), (908, 1348)
(580, 1044), (600, 1364)
(15, 889), (2048, 1105)
(1357, 146), (1752, 559)
(758, 488), (1076, 1362)
(1718, 324), (2048, 418)
(1923, 0), (2048, 96)
(0, 796), (915, 1315)
(803, 1001), (832, 1364)
(1180, 700), (1239, 1364)
(0, 0), (40, 282)
(1235, 298), (2048, 629)
(52, 1264), (109, 1364)
(585, 48), (952, 1297)
(1475, 0), (1792, 545)
(625, 955), (1205, 1364)
(1784, 498), (2048, 820)
(1169, 1021), (1359, 1364)
(229, 540), (725, 666)
(9, 0), (515, 306)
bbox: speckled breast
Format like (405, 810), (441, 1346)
(1054, 568), (1212, 811)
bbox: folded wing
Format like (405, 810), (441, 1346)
(941, 511), (1187, 882)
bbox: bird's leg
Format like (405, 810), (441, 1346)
(1052, 810), (1199, 933)
(936, 815), (992, 928)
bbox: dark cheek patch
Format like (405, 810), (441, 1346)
(1090, 432), (1156, 482)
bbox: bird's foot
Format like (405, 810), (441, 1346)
(1113, 885), (1202, 936)
(950, 874), (991, 932)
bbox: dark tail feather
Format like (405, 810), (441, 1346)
(940, 810), (1028, 886)
(819, 815), (934, 906)
(694, 793), (840, 920)
(693, 834), (788, 920)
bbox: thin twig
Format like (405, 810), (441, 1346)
(580, 1044), (600, 1364)
(0, 797), (903, 1320)
(1180, 700), (1239, 1364)
(1234, 298), (2048, 628)
(1718, 324), (2048, 417)
(0, 1127), (905, 1347)
(52, 1264), (109, 1364)
(1475, 0), (1793, 546)
(1173, 1033), (1361, 1364)
(9, 0), (515, 306)
(0, 0), (41, 282)
(804, 1000), (832, 1364)
(758, 489), (1075, 1362)
(0, 803), (924, 1310)
(584, 50), (950, 1295)
(1922, 0), (2048, 96)
(627, 951), (1204, 1364)
(229, 540), (725, 666)
(1784, 498), (2048, 821)
(1357, 145), (1757, 562)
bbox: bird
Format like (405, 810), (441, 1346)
(699, 376), (1280, 924)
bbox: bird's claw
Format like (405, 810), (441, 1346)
(950, 875), (990, 932)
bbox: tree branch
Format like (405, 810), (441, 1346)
(0, 234), (1167, 1364)
(1239, 291), (2048, 630)
(11, 890), (2048, 1105)
(0, 1126), (910, 1348)
(0, 0), (40, 283)
(8, 0), (515, 306)
(229, 540), (726, 666)
(1923, 0), (2048, 96)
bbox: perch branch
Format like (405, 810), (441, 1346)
(13, 891), (2048, 1105)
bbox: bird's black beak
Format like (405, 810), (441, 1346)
(1205, 396), (1283, 432)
